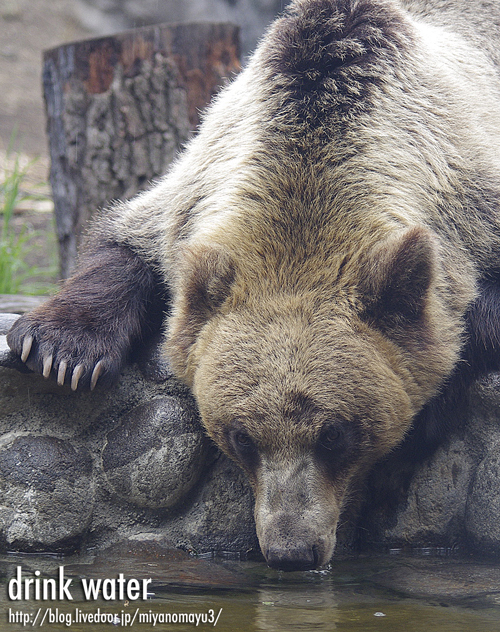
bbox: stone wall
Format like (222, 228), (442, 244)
(358, 375), (500, 556)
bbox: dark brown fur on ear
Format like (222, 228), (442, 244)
(167, 246), (235, 382)
(360, 226), (437, 326)
(183, 246), (236, 315)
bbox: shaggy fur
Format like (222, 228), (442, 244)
(8, 0), (500, 569)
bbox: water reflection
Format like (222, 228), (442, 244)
(255, 585), (340, 631)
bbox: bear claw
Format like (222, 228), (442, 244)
(71, 364), (84, 391)
(57, 360), (68, 386)
(42, 355), (53, 379)
(90, 361), (104, 391)
(21, 336), (33, 363)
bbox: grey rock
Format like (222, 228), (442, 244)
(465, 446), (500, 554)
(357, 374), (500, 556)
(102, 397), (209, 508)
(0, 433), (94, 551)
(376, 438), (475, 545)
(0, 313), (21, 335)
(0, 295), (46, 316)
(164, 453), (258, 554)
(0, 314), (30, 372)
(372, 556), (500, 602)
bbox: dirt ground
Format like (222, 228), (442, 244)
(0, 0), (93, 156)
(0, 0), (94, 291)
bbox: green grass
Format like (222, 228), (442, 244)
(0, 151), (58, 295)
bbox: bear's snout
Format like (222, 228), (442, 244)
(265, 542), (319, 571)
(256, 510), (337, 570)
(253, 457), (341, 570)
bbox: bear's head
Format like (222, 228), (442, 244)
(166, 227), (460, 570)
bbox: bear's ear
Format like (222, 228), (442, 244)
(360, 226), (437, 326)
(182, 245), (235, 315)
(167, 245), (235, 382)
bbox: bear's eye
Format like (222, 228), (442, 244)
(228, 427), (256, 455)
(315, 422), (356, 478)
(226, 424), (259, 469)
(318, 425), (341, 451)
(234, 430), (254, 451)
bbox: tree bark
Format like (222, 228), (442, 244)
(43, 23), (240, 278)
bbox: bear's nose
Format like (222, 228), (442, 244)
(265, 544), (318, 571)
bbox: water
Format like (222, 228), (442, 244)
(0, 547), (499, 631)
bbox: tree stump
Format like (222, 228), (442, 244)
(43, 23), (241, 278)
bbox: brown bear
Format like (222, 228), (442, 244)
(7, 0), (500, 570)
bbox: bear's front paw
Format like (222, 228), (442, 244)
(6, 312), (125, 391)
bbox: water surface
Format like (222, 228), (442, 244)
(1, 547), (499, 631)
